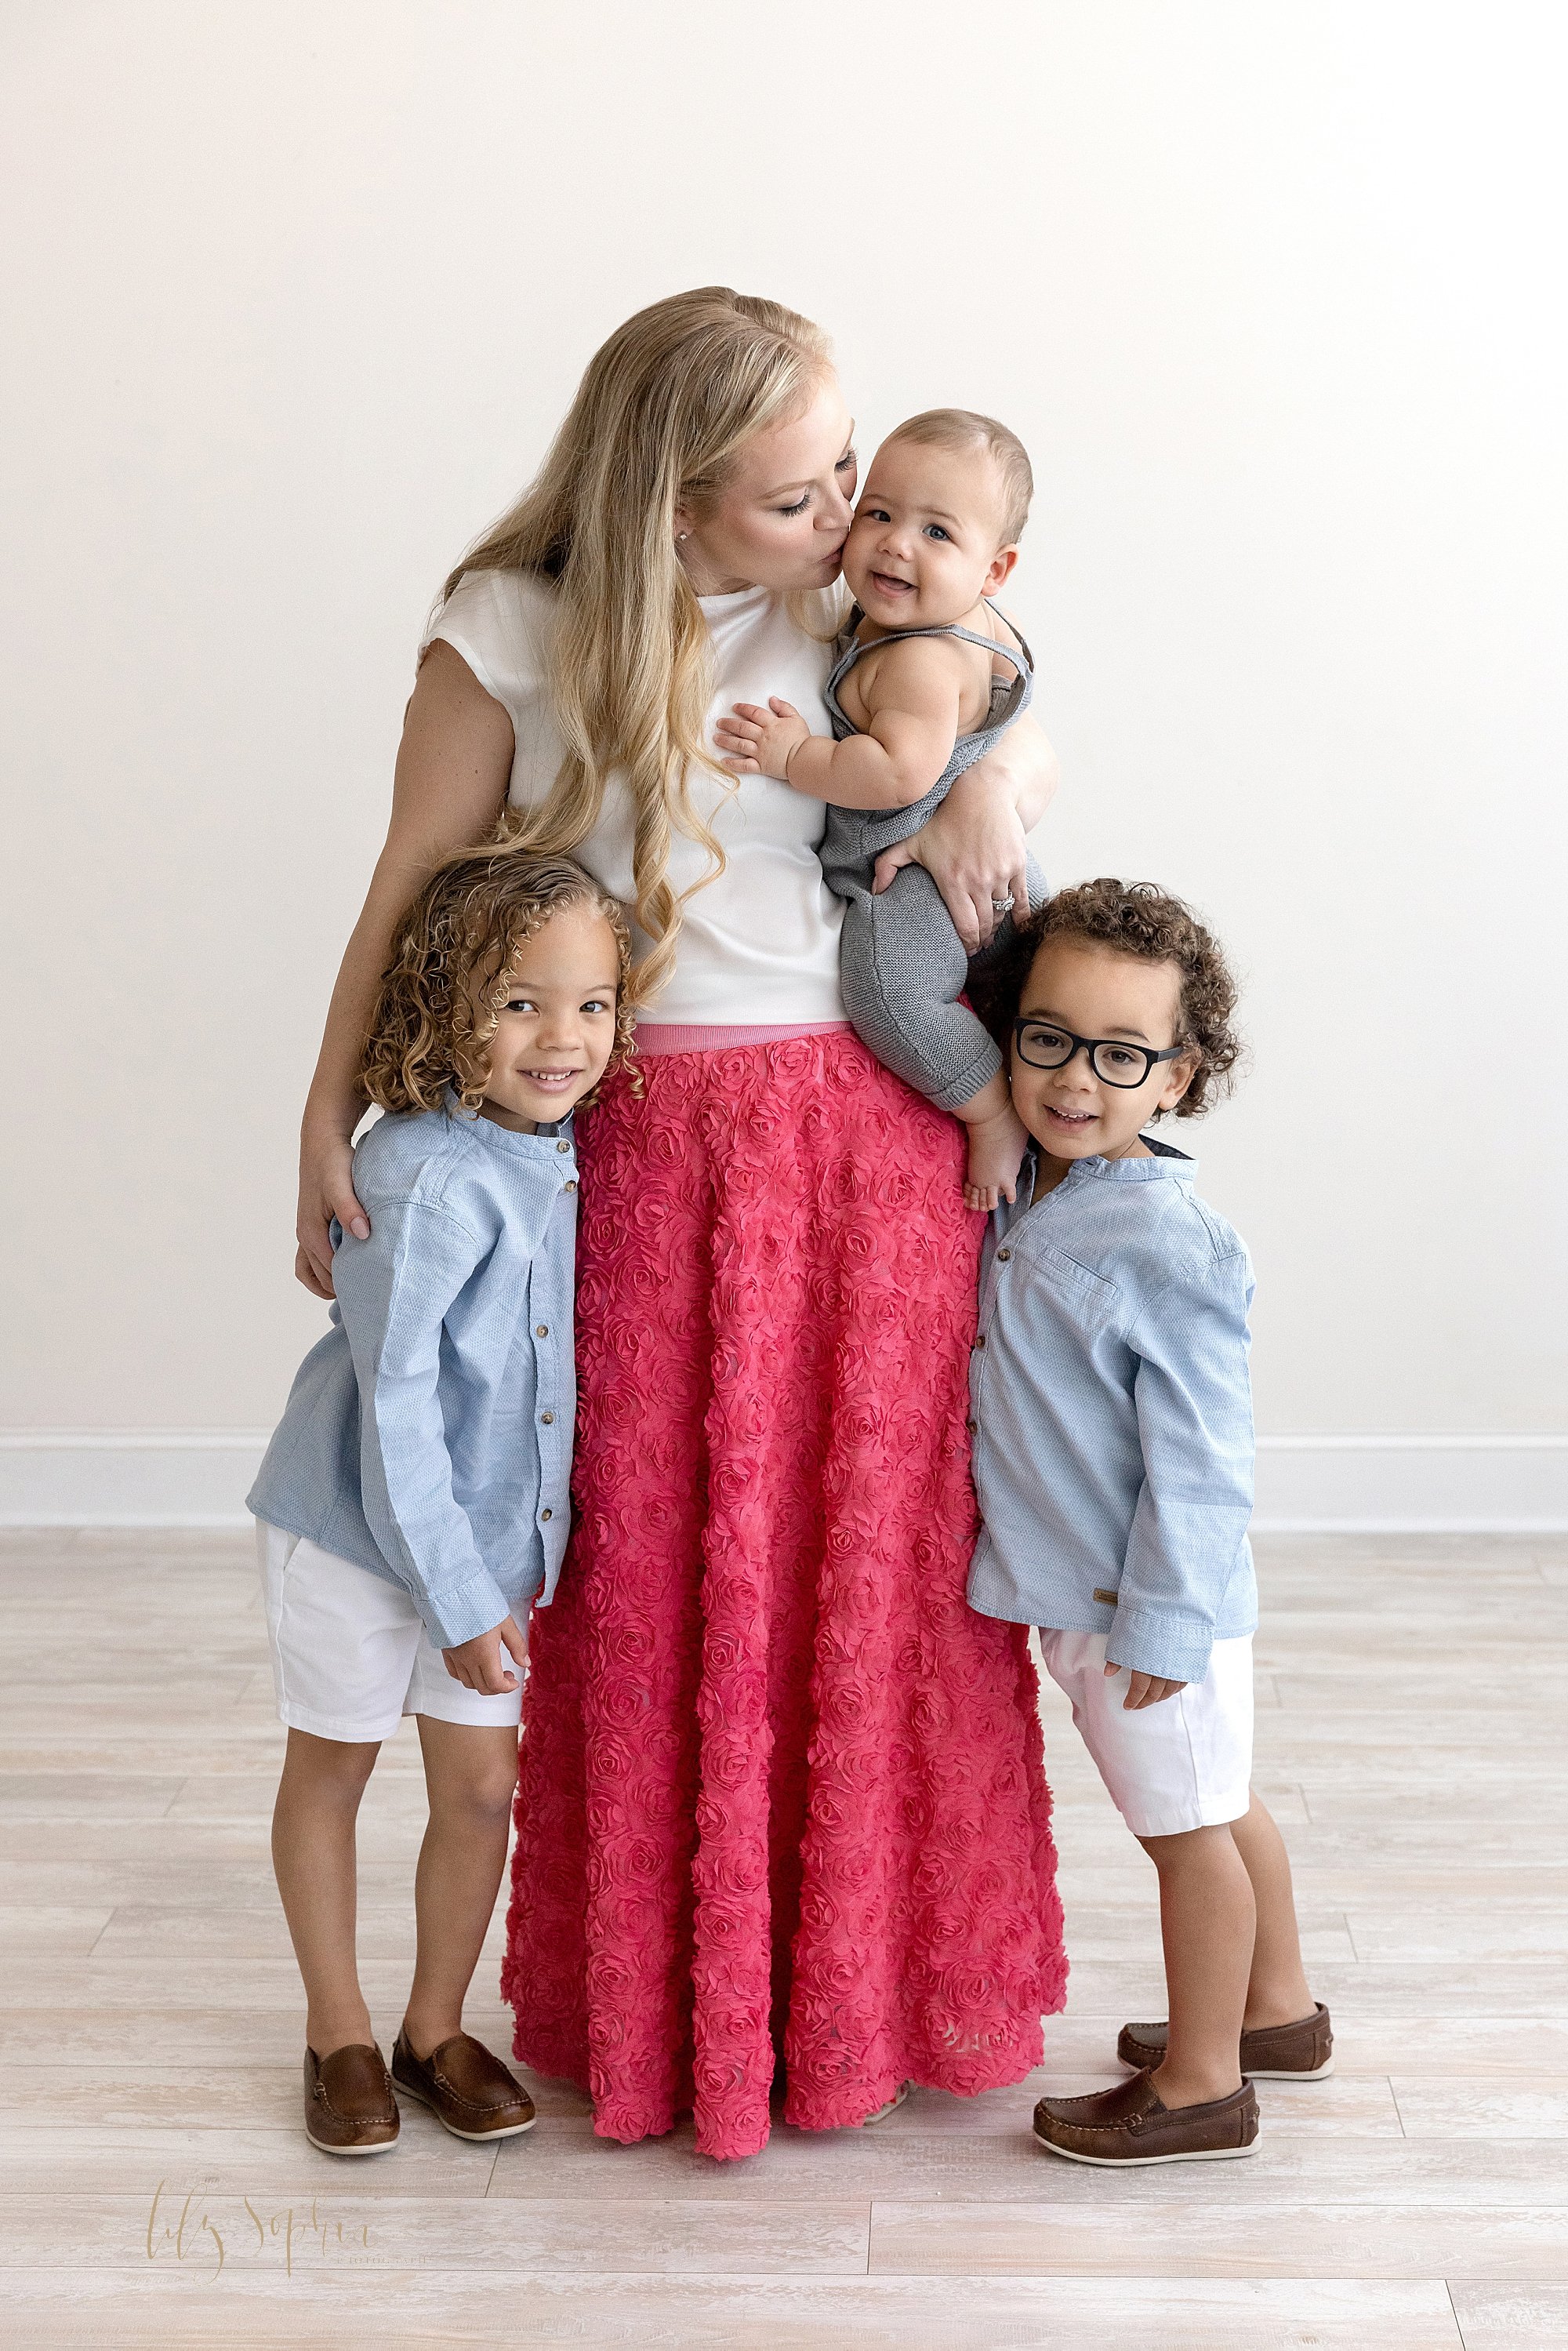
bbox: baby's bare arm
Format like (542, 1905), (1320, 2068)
(718, 638), (967, 810)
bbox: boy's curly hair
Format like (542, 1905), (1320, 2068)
(361, 829), (642, 1117)
(969, 878), (1243, 1119)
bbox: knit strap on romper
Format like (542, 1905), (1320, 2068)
(824, 605), (1033, 745)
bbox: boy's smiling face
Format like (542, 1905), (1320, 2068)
(843, 435), (1018, 631)
(476, 901), (621, 1132)
(1010, 936), (1200, 1170)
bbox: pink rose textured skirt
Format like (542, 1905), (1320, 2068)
(501, 1029), (1067, 2158)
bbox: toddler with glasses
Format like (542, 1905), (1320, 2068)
(964, 878), (1330, 2168)
(717, 409), (1044, 1212)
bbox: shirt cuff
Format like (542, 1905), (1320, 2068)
(419, 1568), (515, 1652)
(1105, 1605), (1214, 1687)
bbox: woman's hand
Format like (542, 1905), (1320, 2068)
(873, 762), (1033, 952)
(977, 713), (1059, 835)
(871, 717), (1058, 950)
(296, 1122), (369, 1301)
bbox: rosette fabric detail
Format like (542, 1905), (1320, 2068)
(503, 1030), (1066, 2158)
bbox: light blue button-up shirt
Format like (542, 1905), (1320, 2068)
(966, 1137), (1257, 1685)
(249, 1097), (578, 1650)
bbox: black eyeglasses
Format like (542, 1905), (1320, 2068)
(1012, 1018), (1188, 1088)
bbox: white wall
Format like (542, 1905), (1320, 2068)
(3, 2), (1564, 1523)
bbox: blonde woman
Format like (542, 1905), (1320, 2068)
(296, 289), (1067, 2159)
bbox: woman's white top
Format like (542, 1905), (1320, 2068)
(423, 571), (846, 1025)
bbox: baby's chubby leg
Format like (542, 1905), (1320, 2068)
(949, 852), (1046, 1209)
(953, 1072), (1030, 1214)
(840, 866), (1027, 1205)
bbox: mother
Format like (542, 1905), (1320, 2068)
(297, 288), (1067, 2159)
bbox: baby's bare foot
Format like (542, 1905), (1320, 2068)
(962, 1102), (1030, 1214)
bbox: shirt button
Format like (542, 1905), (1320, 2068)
(975, 1335), (987, 1350)
(996, 1248), (1012, 1261)
(535, 1324), (549, 1339)
(540, 1507), (553, 1522)
(966, 1417), (978, 1433)
(564, 1179), (577, 1193)
(557, 1140), (571, 1154)
(539, 1412), (554, 1426)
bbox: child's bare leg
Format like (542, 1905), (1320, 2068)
(401, 1717), (519, 2057)
(1229, 1793), (1316, 2029)
(956, 1070), (1029, 1212)
(1138, 1823), (1256, 2109)
(271, 1728), (379, 2056)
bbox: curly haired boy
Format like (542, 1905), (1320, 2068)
(966, 880), (1331, 2167)
(249, 845), (637, 2155)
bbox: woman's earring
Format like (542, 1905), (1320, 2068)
(677, 531), (689, 542)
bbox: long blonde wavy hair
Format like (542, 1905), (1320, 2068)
(437, 287), (834, 999)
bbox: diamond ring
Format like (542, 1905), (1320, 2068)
(991, 894), (1015, 914)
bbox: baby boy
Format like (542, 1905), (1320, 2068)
(717, 410), (1043, 1208)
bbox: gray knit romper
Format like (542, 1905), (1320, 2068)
(818, 605), (1046, 1113)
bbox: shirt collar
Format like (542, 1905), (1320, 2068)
(1018, 1136), (1196, 1199)
(441, 1091), (575, 1159)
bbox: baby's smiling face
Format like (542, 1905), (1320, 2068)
(842, 434), (1018, 632)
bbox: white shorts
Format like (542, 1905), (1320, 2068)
(256, 1523), (524, 1743)
(1039, 1629), (1254, 1838)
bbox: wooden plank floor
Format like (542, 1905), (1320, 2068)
(0, 1529), (1563, 2349)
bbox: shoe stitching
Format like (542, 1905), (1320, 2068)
(431, 2075), (528, 2117)
(320, 2090), (395, 2124)
(1038, 2089), (1251, 2142)
(401, 2052), (529, 2119)
(316, 2063), (395, 2126)
(1042, 2119), (1249, 2146)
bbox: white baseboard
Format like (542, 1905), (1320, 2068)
(0, 1430), (273, 1528)
(1250, 1433), (1567, 1532)
(0, 1428), (1564, 1534)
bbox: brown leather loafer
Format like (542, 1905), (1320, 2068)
(303, 2044), (399, 2155)
(1034, 2069), (1259, 2165)
(392, 2029), (537, 2141)
(1118, 2002), (1334, 2080)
